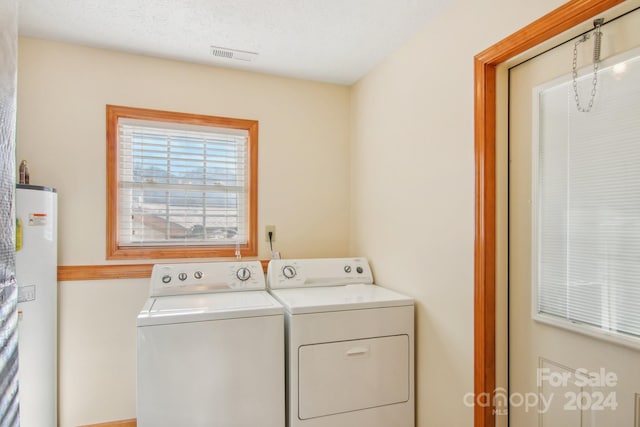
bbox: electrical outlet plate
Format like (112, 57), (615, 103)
(265, 225), (276, 243)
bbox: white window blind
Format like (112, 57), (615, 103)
(534, 51), (640, 345)
(118, 118), (249, 247)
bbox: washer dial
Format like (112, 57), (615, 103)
(236, 267), (251, 281)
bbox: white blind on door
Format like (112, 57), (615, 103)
(118, 118), (249, 247)
(535, 52), (640, 341)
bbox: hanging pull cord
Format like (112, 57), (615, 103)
(572, 18), (604, 113)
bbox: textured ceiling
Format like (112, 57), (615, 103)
(18, 0), (449, 85)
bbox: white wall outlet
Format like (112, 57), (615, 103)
(265, 225), (276, 243)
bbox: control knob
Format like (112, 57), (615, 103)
(178, 272), (188, 281)
(161, 275), (172, 284)
(282, 265), (297, 279)
(194, 271), (203, 279)
(236, 267), (251, 281)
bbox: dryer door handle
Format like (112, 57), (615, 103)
(346, 346), (369, 357)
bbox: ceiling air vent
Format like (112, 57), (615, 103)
(210, 46), (258, 62)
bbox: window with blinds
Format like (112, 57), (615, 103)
(107, 106), (258, 259)
(533, 52), (640, 347)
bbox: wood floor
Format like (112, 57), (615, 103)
(79, 419), (136, 427)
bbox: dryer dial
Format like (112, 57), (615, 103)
(282, 265), (297, 279)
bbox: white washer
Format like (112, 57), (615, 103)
(137, 261), (285, 427)
(267, 257), (414, 427)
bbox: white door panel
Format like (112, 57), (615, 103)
(509, 7), (640, 426)
(298, 335), (409, 420)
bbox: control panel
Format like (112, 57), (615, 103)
(267, 258), (373, 289)
(149, 261), (265, 297)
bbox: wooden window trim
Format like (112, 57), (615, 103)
(473, 0), (625, 425)
(57, 260), (270, 281)
(106, 105), (258, 260)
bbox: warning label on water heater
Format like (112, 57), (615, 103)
(28, 213), (47, 226)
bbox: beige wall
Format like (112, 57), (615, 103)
(349, 0), (565, 426)
(17, 37), (352, 266)
(17, 38), (351, 426)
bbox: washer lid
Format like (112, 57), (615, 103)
(269, 284), (413, 315)
(137, 290), (283, 326)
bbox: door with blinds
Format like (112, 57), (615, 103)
(509, 5), (640, 426)
(0, 0), (19, 425)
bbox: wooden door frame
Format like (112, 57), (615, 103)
(473, 0), (625, 425)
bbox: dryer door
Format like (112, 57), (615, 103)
(298, 334), (410, 420)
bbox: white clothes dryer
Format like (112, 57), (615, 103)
(267, 257), (414, 427)
(137, 261), (285, 427)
